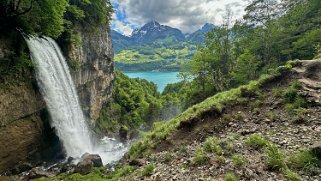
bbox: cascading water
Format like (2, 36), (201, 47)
(25, 36), (128, 164)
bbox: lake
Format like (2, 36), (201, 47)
(123, 72), (181, 92)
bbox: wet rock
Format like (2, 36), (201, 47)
(75, 153), (103, 175)
(75, 158), (94, 175)
(29, 168), (55, 179)
(119, 126), (128, 141)
(129, 159), (146, 166)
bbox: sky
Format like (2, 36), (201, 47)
(111, 0), (249, 36)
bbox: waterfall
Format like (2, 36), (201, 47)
(25, 36), (128, 164)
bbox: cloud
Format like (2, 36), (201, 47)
(112, 0), (248, 35)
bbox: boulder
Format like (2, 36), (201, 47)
(311, 142), (321, 158)
(75, 153), (103, 175)
(75, 159), (94, 175)
(29, 168), (55, 179)
(119, 126), (128, 141)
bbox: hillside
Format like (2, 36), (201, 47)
(112, 22), (216, 71)
(49, 60), (321, 180)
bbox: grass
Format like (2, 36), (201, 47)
(224, 172), (238, 181)
(231, 154), (247, 168)
(264, 144), (286, 171)
(192, 147), (209, 166)
(287, 150), (320, 175)
(39, 167), (135, 181)
(245, 133), (269, 149)
(141, 164), (155, 177)
(284, 169), (302, 181)
(203, 136), (223, 155)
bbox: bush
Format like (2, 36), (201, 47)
(264, 144), (286, 171)
(245, 134), (269, 149)
(224, 172), (238, 181)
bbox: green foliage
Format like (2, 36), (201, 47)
(245, 133), (269, 149)
(203, 136), (223, 155)
(192, 147), (209, 166)
(264, 144), (286, 171)
(224, 172), (238, 181)
(231, 154), (247, 168)
(284, 169), (301, 181)
(287, 150), (321, 175)
(96, 70), (184, 135)
(141, 164), (155, 177)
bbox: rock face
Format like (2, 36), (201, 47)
(0, 24), (114, 174)
(67, 25), (114, 121)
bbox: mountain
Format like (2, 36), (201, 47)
(111, 30), (134, 53)
(111, 22), (216, 71)
(131, 20), (185, 44)
(186, 23), (217, 43)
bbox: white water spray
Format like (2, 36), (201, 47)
(25, 36), (128, 164)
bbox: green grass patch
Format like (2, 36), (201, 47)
(224, 172), (238, 181)
(287, 150), (321, 175)
(192, 147), (209, 166)
(231, 154), (247, 168)
(141, 164), (155, 177)
(245, 133), (269, 149)
(264, 144), (286, 171)
(284, 169), (302, 181)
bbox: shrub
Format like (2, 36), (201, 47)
(264, 144), (286, 171)
(224, 172), (238, 181)
(245, 133), (269, 149)
(141, 164), (155, 177)
(232, 154), (247, 168)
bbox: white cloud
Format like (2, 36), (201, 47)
(112, 15), (133, 36)
(113, 0), (249, 34)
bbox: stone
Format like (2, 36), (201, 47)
(129, 159), (146, 166)
(119, 126), (128, 141)
(311, 142), (321, 158)
(75, 159), (94, 175)
(29, 168), (55, 179)
(81, 153), (103, 167)
(75, 153), (103, 175)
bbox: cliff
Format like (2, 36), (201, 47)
(67, 25), (114, 121)
(0, 25), (114, 174)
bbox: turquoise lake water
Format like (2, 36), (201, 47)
(123, 72), (181, 92)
